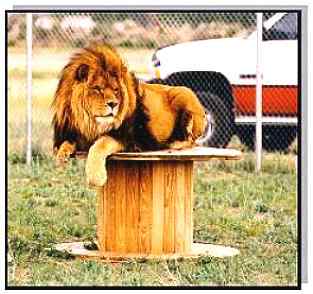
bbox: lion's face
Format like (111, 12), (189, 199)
(69, 48), (128, 137)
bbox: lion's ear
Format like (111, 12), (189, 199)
(75, 64), (89, 82)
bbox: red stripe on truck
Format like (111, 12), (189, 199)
(232, 85), (298, 116)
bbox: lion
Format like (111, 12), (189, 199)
(52, 44), (207, 187)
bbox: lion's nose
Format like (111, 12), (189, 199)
(107, 101), (118, 109)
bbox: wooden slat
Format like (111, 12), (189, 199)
(105, 162), (117, 252)
(151, 162), (165, 254)
(138, 162), (153, 253)
(163, 162), (176, 253)
(114, 161), (126, 253)
(184, 162), (193, 252)
(125, 162), (140, 253)
(174, 162), (187, 252)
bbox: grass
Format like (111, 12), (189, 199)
(7, 152), (298, 287)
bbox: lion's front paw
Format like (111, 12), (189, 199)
(56, 142), (75, 166)
(85, 156), (107, 187)
(56, 152), (70, 166)
(169, 139), (194, 150)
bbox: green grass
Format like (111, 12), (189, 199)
(7, 152), (298, 287)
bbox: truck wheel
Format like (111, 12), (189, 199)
(236, 126), (297, 151)
(236, 126), (255, 149)
(263, 126), (297, 151)
(197, 92), (234, 148)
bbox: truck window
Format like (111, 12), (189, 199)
(263, 13), (298, 41)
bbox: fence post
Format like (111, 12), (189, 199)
(26, 13), (33, 165)
(255, 13), (263, 172)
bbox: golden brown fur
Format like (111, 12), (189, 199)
(52, 44), (206, 186)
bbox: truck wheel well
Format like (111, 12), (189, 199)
(159, 71), (234, 111)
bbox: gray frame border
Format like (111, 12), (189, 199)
(300, 5), (308, 284)
(10, 4), (309, 284)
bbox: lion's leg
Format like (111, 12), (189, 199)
(169, 111), (195, 150)
(167, 87), (206, 141)
(55, 141), (76, 165)
(86, 136), (124, 187)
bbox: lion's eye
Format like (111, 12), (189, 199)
(92, 86), (102, 93)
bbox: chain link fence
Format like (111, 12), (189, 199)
(7, 11), (298, 162)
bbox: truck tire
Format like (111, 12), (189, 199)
(237, 126), (297, 151)
(197, 92), (234, 148)
(263, 126), (297, 151)
(236, 126), (254, 150)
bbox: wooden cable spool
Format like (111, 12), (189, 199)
(55, 147), (242, 260)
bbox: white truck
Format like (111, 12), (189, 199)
(148, 12), (298, 151)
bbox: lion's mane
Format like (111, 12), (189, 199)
(52, 44), (140, 152)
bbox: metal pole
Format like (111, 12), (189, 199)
(26, 13), (33, 165)
(255, 13), (263, 172)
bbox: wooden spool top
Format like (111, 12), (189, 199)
(108, 147), (242, 161)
